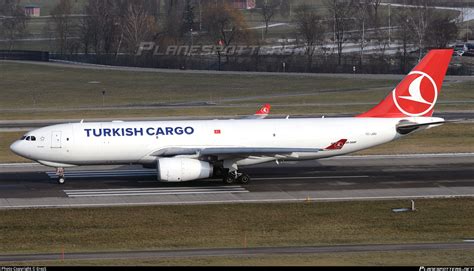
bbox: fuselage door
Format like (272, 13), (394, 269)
(51, 131), (62, 148)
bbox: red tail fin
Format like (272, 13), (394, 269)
(255, 104), (271, 116)
(357, 49), (453, 118)
(325, 139), (347, 150)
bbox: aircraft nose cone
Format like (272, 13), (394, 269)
(10, 141), (23, 156)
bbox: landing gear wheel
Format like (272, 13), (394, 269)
(56, 167), (65, 185)
(223, 174), (236, 185)
(237, 173), (250, 184)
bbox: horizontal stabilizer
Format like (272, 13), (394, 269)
(396, 120), (445, 135)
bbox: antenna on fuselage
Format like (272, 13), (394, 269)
(80, 119), (84, 123)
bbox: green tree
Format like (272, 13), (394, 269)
(202, 1), (248, 69)
(425, 12), (458, 48)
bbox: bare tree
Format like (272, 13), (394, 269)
(394, 7), (416, 73)
(366, 0), (383, 29)
(78, 14), (93, 54)
(50, 0), (74, 54)
(368, 0), (391, 57)
(279, 0), (290, 18)
(294, 4), (326, 71)
(82, 0), (122, 55)
(122, 2), (157, 54)
(405, 0), (433, 60)
(257, 0), (279, 38)
(249, 34), (263, 71)
(160, 0), (186, 45)
(82, 1), (100, 54)
(354, 1), (370, 66)
(181, 0), (195, 36)
(361, 0), (390, 58)
(325, 0), (355, 65)
(0, 0), (29, 50)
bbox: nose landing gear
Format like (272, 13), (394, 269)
(56, 167), (65, 184)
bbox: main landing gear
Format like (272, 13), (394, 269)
(56, 167), (65, 184)
(222, 171), (251, 185)
(214, 160), (251, 185)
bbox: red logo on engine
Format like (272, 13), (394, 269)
(392, 71), (438, 117)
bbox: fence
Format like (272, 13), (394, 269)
(0, 50), (49, 61)
(50, 52), (474, 75)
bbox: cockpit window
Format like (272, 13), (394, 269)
(23, 136), (37, 141)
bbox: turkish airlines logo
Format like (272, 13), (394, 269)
(392, 71), (438, 117)
(325, 139), (347, 150)
(256, 105), (270, 115)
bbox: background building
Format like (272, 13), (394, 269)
(231, 0), (256, 9)
(24, 5), (40, 17)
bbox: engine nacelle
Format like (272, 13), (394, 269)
(156, 158), (213, 182)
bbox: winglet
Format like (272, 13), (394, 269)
(325, 139), (347, 150)
(254, 104), (271, 117)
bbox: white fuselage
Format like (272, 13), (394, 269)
(10, 116), (443, 168)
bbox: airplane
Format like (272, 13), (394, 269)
(249, 103), (271, 119)
(10, 49), (452, 185)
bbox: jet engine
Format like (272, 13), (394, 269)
(156, 158), (213, 182)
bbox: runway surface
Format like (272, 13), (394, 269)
(0, 153), (472, 209)
(5, 60), (474, 81)
(1, 242), (474, 262)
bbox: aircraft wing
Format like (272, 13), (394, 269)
(152, 147), (322, 157)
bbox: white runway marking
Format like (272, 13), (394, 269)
(9, 152), (474, 169)
(254, 176), (369, 180)
(46, 169), (155, 178)
(64, 186), (248, 197)
(4, 194), (474, 209)
(47, 170), (369, 180)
